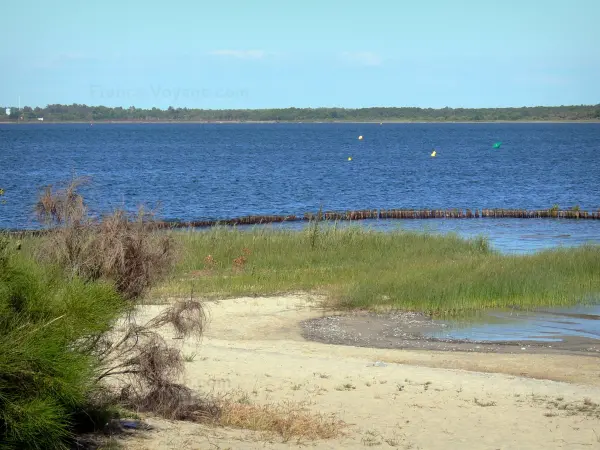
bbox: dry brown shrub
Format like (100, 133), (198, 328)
(121, 385), (344, 443)
(35, 178), (175, 300)
(33, 178), (210, 425)
(97, 299), (210, 421)
(216, 398), (344, 442)
(95, 304), (201, 381)
(145, 299), (206, 339)
(35, 177), (89, 226)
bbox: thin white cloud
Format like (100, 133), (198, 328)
(339, 51), (382, 66)
(208, 50), (268, 60)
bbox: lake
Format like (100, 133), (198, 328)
(1, 122), (600, 253)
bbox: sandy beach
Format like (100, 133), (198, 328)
(119, 294), (600, 449)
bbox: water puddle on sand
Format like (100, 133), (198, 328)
(427, 304), (600, 343)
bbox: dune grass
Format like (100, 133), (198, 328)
(154, 224), (600, 316)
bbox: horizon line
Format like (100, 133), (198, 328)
(2, 103), (600, 111)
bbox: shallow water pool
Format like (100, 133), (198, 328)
(426, 304), (600, 343)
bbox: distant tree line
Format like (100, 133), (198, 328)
(1, 103), (600, 122)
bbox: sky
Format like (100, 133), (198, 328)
(1, 0), (599, 109)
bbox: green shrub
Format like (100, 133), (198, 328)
(0, 247), (126, 449)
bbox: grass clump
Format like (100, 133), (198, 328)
(157, 226), (600, 316)
(216, 397), (343, 442)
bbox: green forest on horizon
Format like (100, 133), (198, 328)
(1, 103), (600, 122)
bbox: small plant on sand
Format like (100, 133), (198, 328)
(335, 383), (356, 391)
(473, 397), (497, 407)
(531, 395), (600, 419)
(583, 397), (597, 407)
(361, 430), (382, 446)
(314, 372), (330, 379)
(183, 352), (197, 362)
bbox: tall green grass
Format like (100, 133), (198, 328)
(0, 240), (127, 449)
(155, 225), (600, 315)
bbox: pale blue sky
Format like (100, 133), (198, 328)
(1, 0), (599, 109)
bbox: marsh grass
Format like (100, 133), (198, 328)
(155, 225), (600, 316)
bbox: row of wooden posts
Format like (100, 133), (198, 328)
(5, 208), (600, 237)
(158, 208), (600, 229)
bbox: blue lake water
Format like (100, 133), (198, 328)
(1, 122), (600, 254)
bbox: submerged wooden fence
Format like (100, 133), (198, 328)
(5, 208), (600, 236)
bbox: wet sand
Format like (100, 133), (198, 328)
(300, 310), (600, 356)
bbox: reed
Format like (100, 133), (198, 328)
(155, 226), (600, 316)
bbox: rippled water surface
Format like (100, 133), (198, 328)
(426, 304), (600, 343)
(2, 122), (600, 230)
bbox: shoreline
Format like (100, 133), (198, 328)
(300, 310), (600, 357)
(2, 119), (600, 124)
(138, 294), (600, 383)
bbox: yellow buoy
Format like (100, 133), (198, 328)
(348, 157), (352, 161)
(431, 150), (437, 157)
(358, 135), (363, 140)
